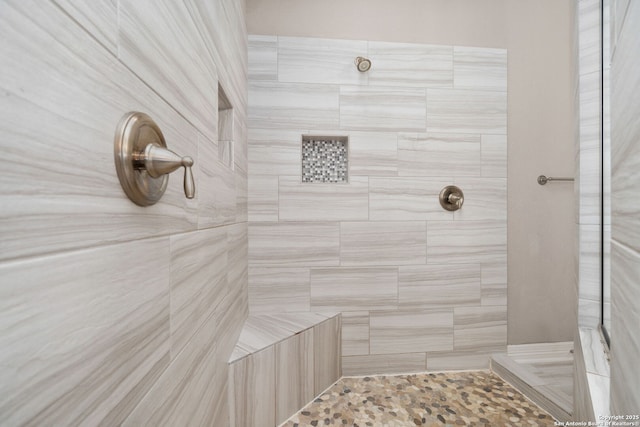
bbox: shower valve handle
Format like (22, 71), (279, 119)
(137, 143), (195, 199)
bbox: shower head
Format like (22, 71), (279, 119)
(355, 56), (371, 72)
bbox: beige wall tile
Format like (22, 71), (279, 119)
(249, 267), (311, 313)
(398, 133), (481, 177)
(279, 176), (369, 221)
(249, 35), (278, 81)
(275, 330), (314, 425)
(248, 175), (279, 222)
(119, 0), (218, 142)
(453, 306), (507, 351)
(481, 134), (507, 178)
(123, 309), (225, 426)
(249, 81), (340, 129)
(52, 0), (117, 53)
(0, 238), (170, 426)
(342, 353), (426, 376)
(427, 220), (506, 264)
(368, 41), (453, 88)
(452, 177), (507, 221)
(340, 221), (427, 266)
(249, 222), (340, 266)
(399, 265), (481, 309)
(314, 317), (342, 395)
(369, 177), (454, 220)
(170, 228), (228, 357)
(340, 86), (427, 131)
(248, 128), (303, 176)
(341, 311), (370, 356)
(310, 268), (398, 312)
(427, 88), (507, 134)
(278, 36), (369, 85)
(481, 263), (508, 306)
(427, 349), (493, 370)
(229, 347), (276, 427)
(370, 310), (454, 354)
(349, 131), (398, 176)
(0, 2), (199, 262)
(453, 46), (507, 91)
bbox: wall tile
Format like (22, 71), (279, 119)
(369, 177), (454, 221)
(452, 178), (507, 221)
(453, 46), (507, 91)
(275, 330), (314, 425)
(0, 238), (170, 425)
(279, 176), (369, 221)
(578, 0), (601, 75)
(341, 312), (370, 356)
(123, 310), (223, 426)
(170, 227), (228, 357)
(481, 134), (508, 178)
(197, 134), (237, 228)
(367, 41), (453, 88)
(579, 225), (601, 302)
(119, 0), (218, 142)
(249, 267), (311, 313)
(249, 81), (339, 129)
(427, 349), (493, 370)
(481, 262), (508, 306)
(453, 306), (507, 351)
(248, 175), (279, 222)
(427, 220), (506, 264)
(342, 353), (426, 376)
(398, 133), (481, 177)
(248, 128), (303, 176)
(184, 0), (247, 112)
(52, 0), (117, 53)
(610, 241), (640, 415)
(340, 86), (427, 131)
(249, 222), (340, 266)
(370, 310), (454, 354)
(398, 265), (481, 309)
(349, 131), (398, 176)
(340, 221), (427, 266)
(248, 35), (278, 81)
(579, 71), (601, 225)
(278, 36), (368, 85)
(427, 88), (507, 134)
(0, 2), (198, 262)
(229, 347), (276, 427)
(310, 268), (398, 312)
(314, 317), (342, 395)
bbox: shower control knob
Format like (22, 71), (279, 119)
(138, 144), (195, 199)
(114, 111), (196, 206)
(439, 185), (464, 211)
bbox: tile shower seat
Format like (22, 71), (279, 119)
(228, 312), (342, 427)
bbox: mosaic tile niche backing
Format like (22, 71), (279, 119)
(302, 136), (348, 183)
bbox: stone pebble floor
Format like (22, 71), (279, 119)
(281, 371), (555, 427)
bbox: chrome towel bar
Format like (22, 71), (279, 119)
(537, 175), (574, 185)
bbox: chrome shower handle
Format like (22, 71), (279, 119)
(137, 144), (195, 199)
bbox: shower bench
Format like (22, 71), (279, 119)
(228, 312), (341, 427)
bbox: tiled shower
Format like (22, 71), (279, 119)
(1, 0), (639, 425)
(247, 35), (508, 374)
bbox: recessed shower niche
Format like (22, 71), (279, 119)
(301, 136), (348, 183)
(218, 83), (234, 169)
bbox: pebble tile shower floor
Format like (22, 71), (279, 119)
(281, 371), (555, 426)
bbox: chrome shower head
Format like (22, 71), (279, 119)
(355, 56), (371, 72)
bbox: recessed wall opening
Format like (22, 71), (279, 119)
(218, 83), (234, 170)
(301, 135), (348, 183)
